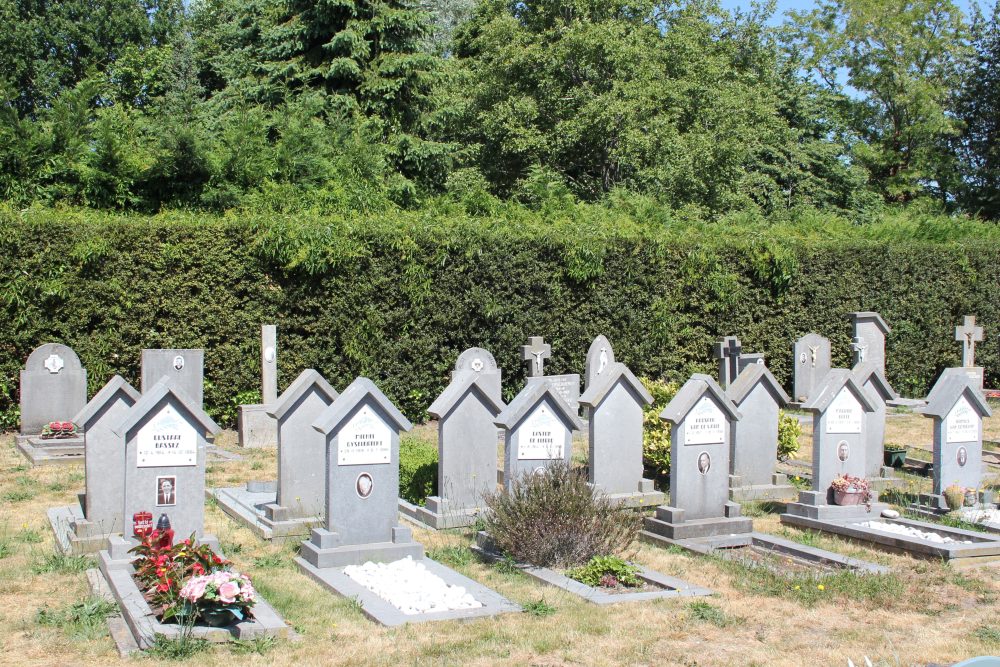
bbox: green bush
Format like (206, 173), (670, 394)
(777, 411), (802, 461)
(566, 556), (642, 588)
(640, 377), (680, 486)
(482, 462), (642, 568)
(399, 436), (437, 506)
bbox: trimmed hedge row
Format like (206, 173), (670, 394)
(1, 205), (998, 428)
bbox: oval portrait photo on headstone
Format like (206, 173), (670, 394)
(837, 441), (850, 462)
(173, 355), (185, 371)
(697, 451), (711, 475)
(355, 472), (374, 499)
(957, 446), (968, 467)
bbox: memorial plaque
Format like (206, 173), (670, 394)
(337, 405), (391, 466)
(685, 396), (725, 445)
(826, 388), (862, 434)
(946, 396), (978, 444)
(517, 404), (564, 460)
(136, 405), (197, 467)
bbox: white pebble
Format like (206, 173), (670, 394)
(856, 521), (973, 544)
(343, 557), (483, 615)
(880, 509), (900, 519)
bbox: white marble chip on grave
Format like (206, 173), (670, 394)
(856, 521), (973, 545)
(960, 508), (1000, 525)
(343, 557), (483, 615)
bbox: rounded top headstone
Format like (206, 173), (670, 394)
(585, 336), (615, 388)
(454, 348), (498, 374)
(24, 343), (83, 373)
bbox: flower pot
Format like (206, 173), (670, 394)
(943, 489), (965, 511)
(201, 608), (237, 627)
(833, 489), (864, 506)
(883, 448), (906, 468)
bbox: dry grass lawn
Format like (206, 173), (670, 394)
(2, 409), (1000, 666)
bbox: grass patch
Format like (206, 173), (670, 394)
(522, 598), (556, 617)
(31, 552), (92, 575)
(35, 596), (117, 640)
(231, 635), (277, 655)
(740, 501), (783, 518)
(251, 552), (288, 569)
(974, 626), (1000, 644)
(18, 527), (44, 543)
(144, 632), (211, 660)
(0, 539), (12, 559)
(687, 600), (739, 628)
(2, 489), (36, 503)
(427, 545), (474, 568)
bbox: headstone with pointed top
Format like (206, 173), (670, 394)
(849, 312), (891, 374)
(405, 348), (506, 529)
(579, 355), (663, 507)
(141, 349), (204, 408)
(918, 368), (993, 510)
(792, 333), (832, 404)
(643, 374), (751, 540)
(495, 383), (583, 490)
(298, 378), (423, 568)
(238, 325), (280, 448)
(47, 376), (141, 554)
(19, 343), (88, 435)
(726, 363), (796, 502)
(954, 316), (985, 388)
(115, 378), (221, 541)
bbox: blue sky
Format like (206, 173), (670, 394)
(719, 0), (987, 23)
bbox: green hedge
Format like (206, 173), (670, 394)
(1, 203), (998, 427)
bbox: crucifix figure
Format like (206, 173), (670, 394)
(597, 347), (609, 375)
(850, 336), (868, 364)
(521, 336), (551, 378)
(954, 315), (984, 368)
(808, 345), (819, 368)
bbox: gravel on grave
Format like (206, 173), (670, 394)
(856, 521), (973, 544)
(343, 557), (483, 615)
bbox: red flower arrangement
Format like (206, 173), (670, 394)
(39, 421), (78, 439)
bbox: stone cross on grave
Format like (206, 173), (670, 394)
(712, 336), (742, 388)
(850, 336), (868, 364)
(521, 336), (551, 378)
(955, 316), (984, 368)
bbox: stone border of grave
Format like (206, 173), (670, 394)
(48, 502), (110, 555)
(97, 537), (292, 650)
(207, 482), (318, 542)
(16, 434), (85, 466)
(397, 498), (482, 530)
(779, 513), (1000, 563)
(472, 532), (714, 604)
(640, 529), (889, 574)
(295, 553), (521, 626)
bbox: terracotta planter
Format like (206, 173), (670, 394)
(832, 489), (864, 506)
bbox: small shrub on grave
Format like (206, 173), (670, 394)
(687, 600), (739, 628)
(427, 545), (474, 567)
(482, 461), (642, 568)
(565, 556), (641, 588)
(640, 377), (680, 486)
(776, 411), (801, 461)
(399, 436), (437, 506)
(522, 599), (557, 617)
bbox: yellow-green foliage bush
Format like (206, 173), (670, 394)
(777, 411), (802, 461)
(640, 377), (680, 487)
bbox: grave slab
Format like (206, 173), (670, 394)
(16, 435), (86, 466)
(20, 343), (88, 435)
(208, 482), (319, 542)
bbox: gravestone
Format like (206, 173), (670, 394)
(643, 374), (750, 539)
(792, 333), (832, 404)
(584, 335), (616, 389)
(495, 382), (583, 490)
(408, 348), (506, 528)
(852, 362), (900, 481)
(47, 376), (141, 554)
(19, 343), (88, 435)
(116, 378), (220, 540)
(238, 325), (280, 448)
(954, 316), (985, 388)
(737, 353), (765, 375)
(299, 378), (422, 568)
(579, 357), (663, 507)
(522, 335), (581, 412)
(726, 363), (795, 502)
(782, 369), (885, 518)
(712, 336), (742, 389)
(141, 349), (204, 407)
(849, 312), (891, 374)
(919, 368), (993, 510)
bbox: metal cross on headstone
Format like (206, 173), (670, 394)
(955, 315), (984, 368)
(521, 336), (551, 378)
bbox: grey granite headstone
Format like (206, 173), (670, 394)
(922, 368), (992, 497)
(800, 370), (876, 503)
(792, 333), (832, 404)
(849, 312), (891, 374)
(954, 316), (984, 388)
(141, 349), (204, 407)
(495, 383), (583, 490)
(299, 378), (422, 568)
(579, 361), (662, 506)
(712, 336), (742, 389)
(419, 353), (506, 527)
(264, 370), (339, 523)
(584, 335), (616, 390)
(520, 335), (580, 412)
(116, 378), (220, 540)
(737, 353), (765, 375)
(452, 347), (502, 399)
(20, 343), (88, 434)
(238, 326), (279, 448)
(520, 336), (551, 378)
(852, 363), (899, 478)
(726, 364), (790, 488)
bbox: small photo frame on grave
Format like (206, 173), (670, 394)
(156, 476), (177, 506)
(355, 472), (373, 499)
(957, 447), (968, 467)
(697, 452), (711, 475)
(837, 441), (850, 462)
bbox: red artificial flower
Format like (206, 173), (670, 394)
(183, 539), (191, 546)
(157, 583), (169, 593)
(213, 555), (223, 564)
(192, 563), (205, 575)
